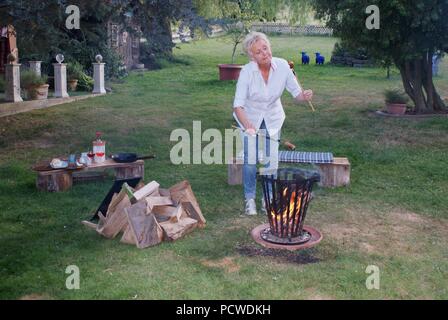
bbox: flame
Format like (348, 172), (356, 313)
(269, 188), (306, 236)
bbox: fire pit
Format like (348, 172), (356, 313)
(252, 168), (323, 251)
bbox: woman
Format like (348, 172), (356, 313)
(233, 32), (314, 215)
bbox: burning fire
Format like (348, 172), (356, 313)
(269, 188), (308, 237)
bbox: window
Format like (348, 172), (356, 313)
(110, 24), (119, 48)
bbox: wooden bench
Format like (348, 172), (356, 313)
(228, 156), (350, 188)
(34, 159), (144, 192)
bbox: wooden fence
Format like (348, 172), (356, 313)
(251, 23), (333, 37)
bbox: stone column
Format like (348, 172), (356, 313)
(29, 61), (42, 77)
(92, 63), (106, 94)
(53, 63), (69, 98)
(5, 63), (23, 103)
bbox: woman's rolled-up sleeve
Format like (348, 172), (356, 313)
(285, 67), (303, 99)
(233, 68), (249, 109)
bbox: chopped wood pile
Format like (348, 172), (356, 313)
(82, 180), (205, 249)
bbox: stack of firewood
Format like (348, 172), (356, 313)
(82, 180), (205, 248)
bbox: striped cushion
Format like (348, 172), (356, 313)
(279, 151), (334, 164)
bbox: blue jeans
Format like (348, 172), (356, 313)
(241, 120), (280, 200)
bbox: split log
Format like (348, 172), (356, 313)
(108, 189), (131, 216)
(120, 224), (137, 245)
(122, 183), (136, 200)
(159, 188), (171, 197)
(96, 189), (131, 239)
(146, 196), (173, 212)
(134, 181), (146, 191)
(125, 201), (163, 248)
(182, 202), (204, 224)
(171, 205), (188, 223)
(123, 181), (159, 204)
(81, 220), (98, 230)
(133, 181), (159, 202)
(160, 217), (198, 241)
(152, 205), (176, 217)
(152, 205), (187, 223)
(149, 189), (161, 197)
(169, 180), (206, 228)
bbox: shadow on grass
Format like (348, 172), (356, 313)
(236, 244), (321, 265)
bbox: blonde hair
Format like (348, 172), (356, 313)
(242, 32), (271, 59)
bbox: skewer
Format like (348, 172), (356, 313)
(288, 61), (315, 112)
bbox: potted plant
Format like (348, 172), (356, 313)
(21, 71), (49, 100)
(218, 22), (249, 81)
(216, 0), (257, 81)
(384, 89), (409, 115)
(67, 61), (84, 91)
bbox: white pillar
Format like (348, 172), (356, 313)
(53, 63), (69, 98)
(5, 63), (23, 103)
(92, 63), (106, 94)
(29, 61), (42, 77)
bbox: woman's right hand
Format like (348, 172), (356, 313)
(234, 107), (256, 136)
(245, 127), (257, 136)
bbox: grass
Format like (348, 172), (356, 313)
(0, 35), (448, 300)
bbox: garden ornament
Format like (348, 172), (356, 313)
(56, 54), (64, 64)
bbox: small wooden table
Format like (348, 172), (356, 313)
(34, 159), (144, 192)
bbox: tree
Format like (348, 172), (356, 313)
(128, 0), (208, 63)
(312, 0), (447, 113)
(194, 0), (313, 25)
(0, 0), (129, 78)
(193, 0), (312, 63)
(0, 0), (211, 72)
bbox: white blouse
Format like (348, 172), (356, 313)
(233, 57), (302, 133)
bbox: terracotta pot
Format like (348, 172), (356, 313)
(68, 79), (78, 91)
(218, 64), (243, 81)
(27, 84), (49, 100)
(386, 102), (407, 115)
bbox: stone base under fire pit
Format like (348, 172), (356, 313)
(251, 224), (322, 251)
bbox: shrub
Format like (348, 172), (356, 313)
(67, 61), (85, 80)
(21, 71), (48, 89)
(331, 42), (345, 57)
(331, 42), (372, 62)
(77, 73), (94, 92)
(20, 71), (48, 100)
(384, 89), (409, 104)
(66, 61), (94, 91)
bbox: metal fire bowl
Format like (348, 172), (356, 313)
(251, 224), (323, 251)
(261, 228), (312, 245)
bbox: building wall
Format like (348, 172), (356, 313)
(108, 22), (140, 70)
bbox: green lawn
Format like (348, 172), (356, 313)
(1, 36), (447, 300)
